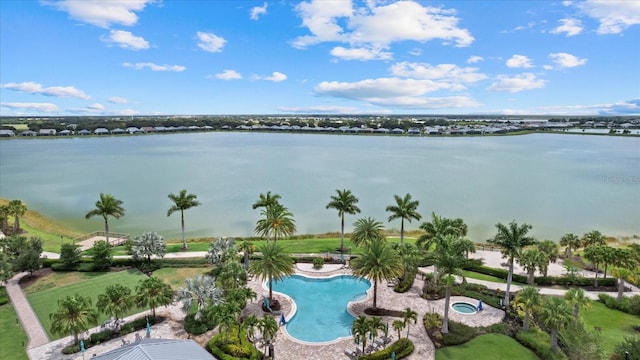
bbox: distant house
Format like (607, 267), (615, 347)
(58, 129), (72, 136)
(391, 128), (405, 134)
(407, 127), (421, 135)
(0, 129), (15, 137)
(78, 129), (91, 135)
(126, 126), (142, 134)
(94, 128), (109, 135)
(92, 339), (217, 360)
(142, 127), (155, 133)
(39, 129), (56, 136)
(111, 128), (125, 134)
(375, 128), (390, 134)
(21, 130), (38, 136)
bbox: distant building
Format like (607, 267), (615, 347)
(92, 339), (217, 360)
(20, 130), (38, 136)
(0, 129), (15, 137)
(78, 129), (91, 135)
(39, 129), (56, 136)
(58, 129), (72, 136)
(94, 128), (109, 135)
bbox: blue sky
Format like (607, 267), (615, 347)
(1, 0), (639, 116)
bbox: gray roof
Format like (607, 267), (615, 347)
(92, 339), (216, 360)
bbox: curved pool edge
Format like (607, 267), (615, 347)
(450, 301), (478, 315)
(261, 272), (373, 346)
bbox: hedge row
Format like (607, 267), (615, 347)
(207, 327), (262, 360)
(359, 338), (414, 360)
(598, 293), (640, 316)
(464, 264), (616, 287)
(47, 257), (211, 272)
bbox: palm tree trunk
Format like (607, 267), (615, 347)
(14, 216), (20, 233)
(104, 218), (110, 246)
(400, 219), (404, 246)
(603, 263), (608, 278)
(527, 270), (534, 285)
(340, 215), (345, 252)
(524, 308), (530, 331)
(373, 280), (378, 309)
(505, 258), (513, 307)
(573, 304), (579, 328)
(617, 278), (625, 301)
(550, 328), (558, 352)
(268, 277), (273, 303)
(181, 210), (187, 250)
(594, 265), (599, 287)
(441, 283), (451, 334)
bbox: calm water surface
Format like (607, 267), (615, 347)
(0, 132), (638, 241)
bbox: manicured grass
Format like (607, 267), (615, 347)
(0, 304), (29, 360)
(23, 271), (106, 295)
(152, 267), (213, 290)
(27, 269), (147, 339)
(581, 301), (640, 355)
(436, 334), (539, 360)
(462, 270), (507, 284)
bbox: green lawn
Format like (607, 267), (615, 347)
(152, 267), (212, 290)
(0, 304), (29, 360)
(27, 269), (148, 339)
(581, 301), (640, 355)
(436, 334), (540, 360)
(463, 270), (507, 284)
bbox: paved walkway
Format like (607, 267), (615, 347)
(9, 249), (639, 359)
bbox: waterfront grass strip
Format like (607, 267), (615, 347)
(435, 334), (539, 360)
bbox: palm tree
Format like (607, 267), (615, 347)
(601, 246), (616, 278)
(584, 245), (606, 287)
(255, 203), (296, 242)
(252, 191), (281, 210)
(0, 204), (10, 230)
(135, 277), (174, 318)
(352, 315), (370, 354)
(417, 213), (468, 283)
(396, 243), (421, 283)
(7, 200), (27, 233)
(85, 193), (125, 246)
(218, 260), (247, 291)
(564, 288), (590, 328)
(518, 248), (546, 285)
(238, 240), (254, 271)
(176, 274), (223, 320)
(96, 284), (134, 325)
(401, 307), (418, 338)
(50, 294), (99, 344)
(514, 286), (541, 331)
(488, 221), (536, 307)
(368, 316), (385, 342)
(559, 233), (581, 258)
(326, 189), (361, 252)
(582, 230), (606, 248)
(392, 319), (405, 341)
(537, 240), (559, 277)
(167, 189), (201, 250)
(206, 237), (236, 266)
(350, 217), (385, 247)
(351, 237), (403, 310)
(131, 231), (166, 264)
(249, 241), (294, 304)
(437, 234), (467, 334)
(539, 296), (573, 352)
(242, 314), (260, 342)
(385, 193), (421, 246)
(611, 248), (636, 301)
(209, 303), (240, 344)
(258, 314), (278, 354)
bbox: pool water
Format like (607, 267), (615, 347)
(270, 274), (371, 343)
(451, 302), (478, 314)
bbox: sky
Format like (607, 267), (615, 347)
(0, 0), (639, 116)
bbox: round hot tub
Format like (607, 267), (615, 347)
(451, 302), (478, 315)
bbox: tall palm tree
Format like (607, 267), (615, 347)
(611, 248), (636, 301)
(242, 314), (260, 342)
(537, 240), (559, 277)
(167, 189), (201, 250)
(368, 316), (385, 342)
(582, 230), (606, 248)
(350, 217), (385, 247)
(238, 240), (254, 271)
(437, 234), (467, 334)
(396, 243), (421, 283)
(176, 274), (223, 320)
(401, 307), (418, 338)
(50, 294), (99, 345)
(96, 284), (134, 325)
(564, 288), (590, 328)
(85, 193), (125, 246)
(0, 204), (10, 230)
(135, 277), (174, 318)
(255, 203), (296, 242)
(326, 189), (361, 252)
(352, 315), (370, 354)
(518, 248), (546, 285)
(514, 286), (541, 331)
(418, 213), (469, 284)
(488, 221), (536, 307)
(559, 233), (581, 258)
(218, 260), (247, 291)
(7, 199), (27, 233)
(252, 191), (281, 210)
(601, 246), (616, 278)
(392, 319), (404, 341)
(351, 237), (403, 310)
(385, 193), (421, 246)
(258, 314), (278, 354)
(584, 245), (606, 287)
(249, 241), (294, 304)
(539, 296), (572, 352)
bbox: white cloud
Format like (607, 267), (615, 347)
(254, 72), (288, 82)
(47, 0), (155, 28)
(576, 0), (640, 34)
(467, 56), (484, 64)
(506, 55), (534, 68)
(276, 105), (362, 113)
(330, 46), (392, 61)
(87, 103), (104, 110)
(487, 73), (547, 93)
(108, 96), (129, 104)
(1, 102), (59, 113)
(196, 32), (226, 53)
(211, 70), (242, 80)
(1, 81), (90, 99)
(389, 62), (487, 85)
(548, 52), (587, 68)
(292, 0), (473, 59)
(250, 2), (268, 20)
(551, 18), (583, 36)
(122, 62), (186, 72)
(102, 29), (150, 50)
(117, 109), (138, 116)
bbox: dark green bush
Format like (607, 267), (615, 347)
(61, 344), (80, 354)
(184, 313), (212, 335)
(611, 337), (640, 360)
(442, 321), (476, 346)
(312, 257), (324, 269)
(0, 287), (8, 306)
(208, 327), (262, 360)
(76, 263), (98, 272)
(598, 293), (640, 316)
(89, 329), (113, 344)
(516, 328), (567, 360)
(359, 338), (414, 360)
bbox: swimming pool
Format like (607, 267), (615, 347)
(270, 274), (371, 343)
(451, 302), (478, 314)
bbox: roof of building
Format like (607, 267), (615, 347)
(92, 339), (216, 360)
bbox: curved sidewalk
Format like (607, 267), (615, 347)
(6, 272), (50, 349)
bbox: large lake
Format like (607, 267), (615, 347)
(0, 132), (638, 242)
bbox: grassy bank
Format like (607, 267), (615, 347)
(435, 334), (539, 360)
(581, 301), (640, 355)
(0, 303), (29, 360)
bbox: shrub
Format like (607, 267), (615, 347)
(184, 313), (212, 335)
(423, 312), (441, 330)
(89, 329), (113, 344)
(59, 243), (81, 268)
(312, 257), (324, 269)
(208, 326), (262, 360)
(598, 293), (640, 316)
(0, 287), (8, 306)
(76, 263), (98, 272)
(442, 321), (476, 346)
(611, 337), (640, 360)
(516, 328), (567, 360)
(359, 338), (414, 360)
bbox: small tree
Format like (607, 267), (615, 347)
(518, 248), (546, 285)
(60, 243), (81, 268)
(135, 277), (174, 317)
(513, 286), (541, 331)
(131, 232), (166, 264)
(13, 237), (43, 275)
(91, 240), (112, 271)
(50, 294), (99, 344)
(176, 275), (223, 320)
(8, 199), (27, 234)
(401, 307), (418, 338)
(97, 284), (134, 324)
(539, 296), (573, 352)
